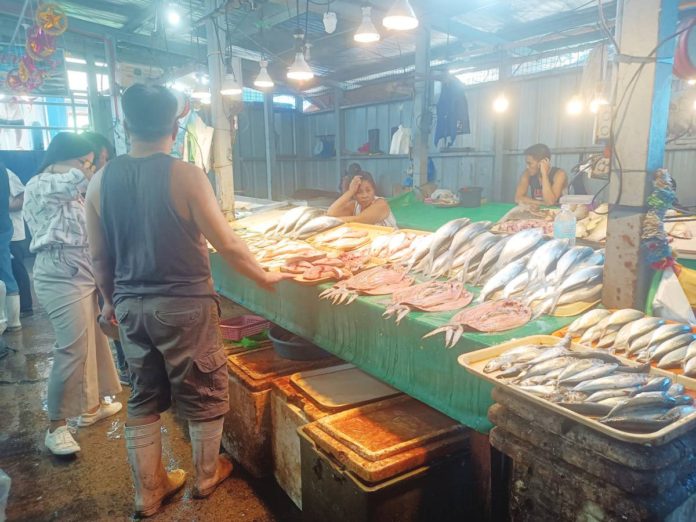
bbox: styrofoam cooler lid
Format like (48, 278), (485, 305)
(303, 396), (469, 483)
(290, 364), (401, 411)
(227, 347), (339, 391)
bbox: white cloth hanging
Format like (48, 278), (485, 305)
(389, 125), (411, 155)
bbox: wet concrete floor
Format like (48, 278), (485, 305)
(0, 299), (301, 522)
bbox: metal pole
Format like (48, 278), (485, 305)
(205, 0), (235, 216)
(334, 87), (344, 189)
(602, 0), (679, 309)
(492, 58), (510, 202)
(263, 91), (276, 200)
(413, 26), (431, 187)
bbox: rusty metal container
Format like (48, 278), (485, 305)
(271, 363), (401, 508)
(222, 347), (339, 477)
(299, 395), (476, 522)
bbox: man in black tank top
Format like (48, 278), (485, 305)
(514, 143), (568, 206)
(85, 84), (289, 517)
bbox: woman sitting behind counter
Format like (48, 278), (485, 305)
(514, 143), (568, 206)
(327, 172), (397, 228)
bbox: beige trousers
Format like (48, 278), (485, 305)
(33, 247), (122, 421)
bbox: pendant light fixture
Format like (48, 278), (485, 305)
(382, 0), (418, 31)
(191, 72), (210, 100)
(254, 60), (274, 89)
(354, 6), (380, 43)
(287, 28), (314, 81)
(220, 60), (242, 96)
(287, 50), (314, 81)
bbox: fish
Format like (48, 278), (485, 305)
(547, 266), (603, 314)
(447, 222), (492, 257)
(454, 233), (500, 279)
(386, 233), (409, 256)
(684, 340), (696, 363)
(548, 246), (594, 284)
(614, 363), (652, 374)
(290, 208), (325, 234)
(424, 218), (471, 272)
(525, 338), (572, 366)
(477, 258), (528, 303)
(404, 235), (433, 271)
(630, 377), (672, 396)
(644, 324), (692, 352)
(649, 333), (695, 362)
(557, 359), (603, 382)
(579, 324), (603, 345)
(600, 408), (682, 432)
(572, 373), (649, 393)
(568, 350), (624, 365)
(525, 239), (569, 282)
(596, 331), (619, 350)
(518, 385), (558, 397)
(667, 383), (685, 397)
(596, 309), (645, 337)
(606, 392), (676, 418)
(612, 317), (665, 352)
(558, 402), (613, 416)
(492, 228), (544, 272)
(567, 309), (612, 337)
(484, 345), (541, 373)
(559, 363), (618, 385)
(585, 388), (634, 403)
(674, 395), (694, 406)
(683, 357), (696, 377)
(532, 283), (603, 318)
(275, 206), (311, 235)
(518, 357), (573, 381)
(502, 271), (530, 299)
(627, 330), (659, 356)
(293, 216), (344, 239)
(470, 237), (510, 285)
(574, 249), (605, 270)
(657, 346), (689, 369)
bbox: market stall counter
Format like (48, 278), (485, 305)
(211, 253), (574, 433)
(389, 191), (514, 231)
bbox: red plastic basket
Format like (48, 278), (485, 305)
(219, 315), (270, 341)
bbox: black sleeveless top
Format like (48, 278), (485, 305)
(100, 153), (215, 304)
(528, 167), (560, 201)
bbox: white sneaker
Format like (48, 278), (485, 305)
(78, 401), (123, 427)
(45, 426), (81, 455)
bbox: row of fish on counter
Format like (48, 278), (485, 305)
(236, 208), (606, 343)
(566, 308), (696, 376)
(484, 336), (695, 434)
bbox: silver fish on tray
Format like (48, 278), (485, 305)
(566, 309), (612, 337)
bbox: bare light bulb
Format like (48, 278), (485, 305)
(254, 60), (274, 89)
(287, 51), (314, 81)
(382, 0), (418, 31)
(492, 93), (509, 113)
(566, 96), (583, 116)
(589, 97), (608, 114)
(166, 7), (181, 26)
(355, 6), (380, 43)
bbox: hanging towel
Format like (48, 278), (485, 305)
(434, 81), (470, 148)
(389, 125), (411, 155)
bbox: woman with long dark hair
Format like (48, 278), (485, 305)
(23, 132), (122, 456)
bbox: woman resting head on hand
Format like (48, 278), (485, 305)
(327, 172), (397, 228)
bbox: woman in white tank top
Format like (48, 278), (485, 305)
(327, 172), (397, 228)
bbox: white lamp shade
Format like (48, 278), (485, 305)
(191, 81), (210, 100)
(254, 61), (275, 89)
(220, 73), (242, 96)
(287, 52), (314, 81)
(355, 6), (380, 43)
(382, 0), (418, 31)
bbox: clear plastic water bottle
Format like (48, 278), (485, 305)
(553, 204), (577, 246)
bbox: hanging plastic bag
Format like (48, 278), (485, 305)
(653, 268), (696, 324)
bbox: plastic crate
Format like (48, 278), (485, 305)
(220, 315), (270, 341)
